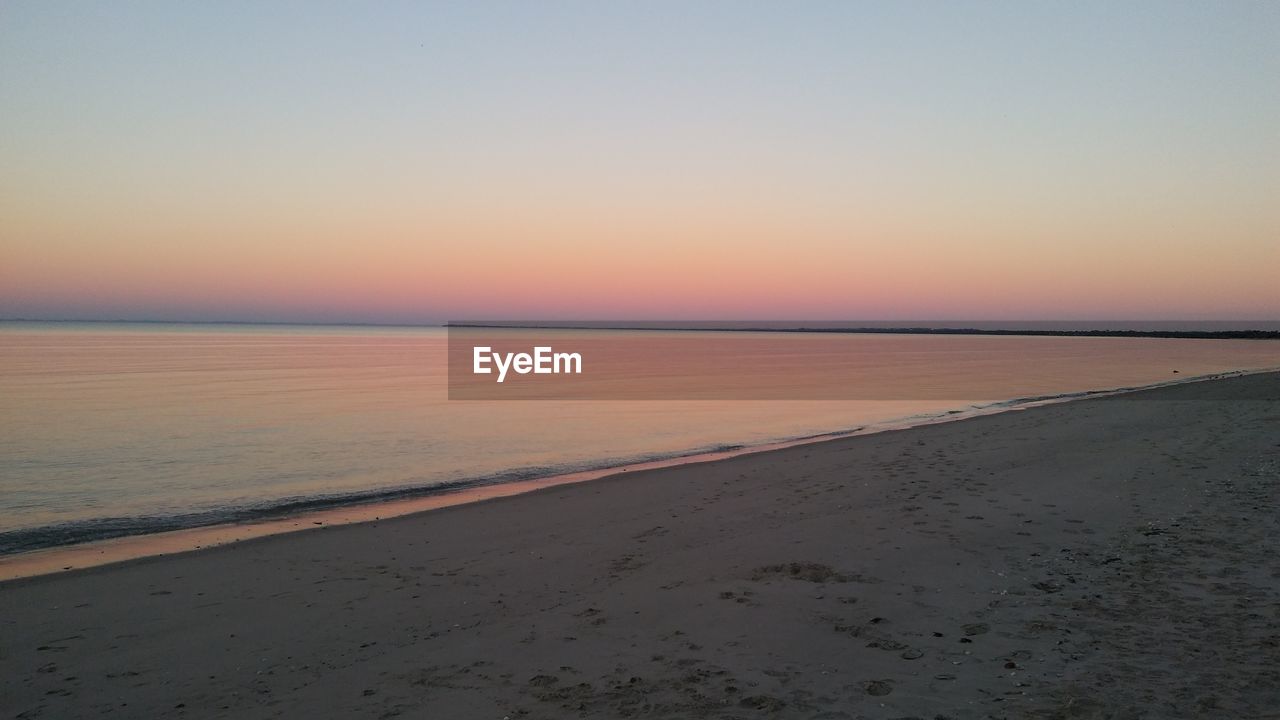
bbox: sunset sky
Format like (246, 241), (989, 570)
(2, 2), (1277, 323)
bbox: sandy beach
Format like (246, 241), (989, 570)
(3, 372), (1278, 719)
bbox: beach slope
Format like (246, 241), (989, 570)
(3, 373), (1279, 718)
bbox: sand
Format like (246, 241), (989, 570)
(3, 372), (1279, 719)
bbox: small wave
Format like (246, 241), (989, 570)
(0, 441), (779, 554)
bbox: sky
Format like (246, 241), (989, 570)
(2, 1), (1277, 323)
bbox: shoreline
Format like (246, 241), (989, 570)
(2, 369), (1277, 717)
(1, 366), (1275, 582)
(448, 322), (1280, 340)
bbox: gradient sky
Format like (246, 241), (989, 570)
(2, 1), (1277, 323)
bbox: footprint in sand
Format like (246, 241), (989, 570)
(863, 679), (894, 696)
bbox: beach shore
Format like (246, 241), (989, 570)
(3, 372), (1278, 719)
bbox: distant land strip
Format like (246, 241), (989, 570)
(449, 324), (1280, 340)
(3, 319), (1276, 339)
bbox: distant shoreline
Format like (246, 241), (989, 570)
(4, 318), (1278, 339)
(449, 323), (1280, 340)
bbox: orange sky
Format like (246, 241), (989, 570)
(2, 3), (1277, 322)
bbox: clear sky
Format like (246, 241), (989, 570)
(2, 1), (1277, 323)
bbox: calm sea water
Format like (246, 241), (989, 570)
(1, 322), (1277, 553)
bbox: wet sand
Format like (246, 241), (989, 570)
(3, 372), (1279, 719)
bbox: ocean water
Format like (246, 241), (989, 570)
(1, 322), (1277, 553)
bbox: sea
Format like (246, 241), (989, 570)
(2, 321), (1277, 555)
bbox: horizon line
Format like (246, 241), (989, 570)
(3, 317), (1279, 340)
